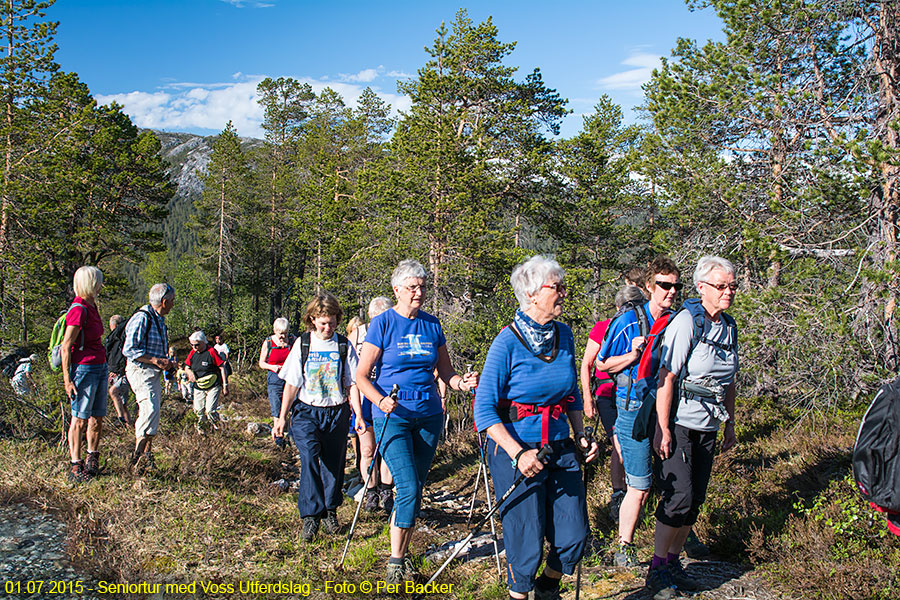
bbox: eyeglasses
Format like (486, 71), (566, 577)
(402, 284), (426, 293)
(541, 282), (567, 294)
(655, 280), (684, 292)
(701, 281), (738, 292)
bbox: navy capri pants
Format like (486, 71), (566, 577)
(486, 437), (588, 594)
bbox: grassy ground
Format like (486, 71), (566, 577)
(2, 376), (899, 599)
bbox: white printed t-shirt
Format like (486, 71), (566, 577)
(279, 334), (358, 407)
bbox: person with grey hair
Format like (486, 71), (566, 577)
(596, 255), (682, 570)
(60, 266), (108, 483)
(185, 330), (228, 433)
(580, 284), (647, 523)
(474, 255), (599, 600)
(123, 283), (176, 474)
(645, 255), (739, 599)
(11, 353), (38, 397)
(356, 259), (477, 583)
(352, 296), (395, 513)
(104, 314), (132, 427)
(259, 317), (295, 449)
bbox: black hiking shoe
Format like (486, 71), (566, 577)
(379, 485), (394, 515)
(85, 451), (100, 477)
(322, 510), (340, 534)
(668, 557), (700, 591)
(67, 461), (89, 484)
(533, 582), (563, 600)
(300, 517), (319, 542)
(683, 530), (710, 558)
(645, 564), (678, 600)
(363, 488), (379, 512)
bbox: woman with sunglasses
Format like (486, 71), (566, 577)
(355, 259), (478, 584)
(595, 255), (681, 569)
(644, 256), (739, 600)
(259, 317), (295, 449)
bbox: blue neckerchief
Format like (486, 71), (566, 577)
(514, 309), (555, 356)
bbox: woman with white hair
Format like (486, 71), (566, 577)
(474, 255), (599, 600)
(185, 330), (228, 433)
(644, 256), (739, 600)
(355, 260), (478, 584)
(351, 296), (395, 514)
(60, 265), (108, 483)
(259, 317), (295, 449)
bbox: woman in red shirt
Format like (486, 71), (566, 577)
(60, 266), (108, 483)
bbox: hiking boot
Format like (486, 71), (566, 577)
(668, 557), (700, 591)
(645, 564), (678, 600)
(533, 582), (563, 600)
(402, 556), (417, 579)
(609, 489), (626, 523)
(274, 436), (286, 450)
(67, 461), (89, 484)
(322, 510), (340, 534)
(300, 517), (319, 542)
(84, 452), (100, 477)
(379, 485), (394, 515)
(683, 530), (710, 558)
(363, 488), (380, 512)
(385, 561), (404, 585)
(133, 452), (155, 475)
(614, 541), (640, 568)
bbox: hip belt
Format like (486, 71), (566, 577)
(498, 396), (573, 446)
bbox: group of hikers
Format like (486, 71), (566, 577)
(49, 252), (739, 600)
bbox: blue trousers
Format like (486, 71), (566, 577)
(486, 437), (588, 594)
(373, 412), (443, 528)
(290, 402), (350, 518)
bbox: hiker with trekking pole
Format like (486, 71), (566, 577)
(354, 259), (478, 585)
(471, 255), (599, 600)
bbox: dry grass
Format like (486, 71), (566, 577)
(3, 382), (900, 599)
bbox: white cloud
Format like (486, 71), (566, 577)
(219, 0), (274, 7)
(96, 73), (412, 139)
(340, 68), (380, 83)
(597, 52), (662, 92)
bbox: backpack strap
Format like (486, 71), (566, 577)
(634, 303), (650, 338)
(336, 333), (349, 387)
(68, 302), (88, 351)
(300, 332), (311, 373)
(264, 338), (274, 363)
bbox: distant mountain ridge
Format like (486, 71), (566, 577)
(151, 130), (263, 260)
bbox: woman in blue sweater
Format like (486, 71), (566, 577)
(355, 259), (478, 585)
(474, 255), (599, 600)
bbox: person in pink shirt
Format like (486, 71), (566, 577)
(60, 266), (108, 483)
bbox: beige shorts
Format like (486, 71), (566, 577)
(126, 360), (163, 438)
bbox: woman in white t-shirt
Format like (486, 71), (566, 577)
(272, 293), (358, 543)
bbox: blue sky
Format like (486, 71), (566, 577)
(51, 0), (724, 139)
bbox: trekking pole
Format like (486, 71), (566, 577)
(338, 384), (399, 569)
(418, 444), (553, 596)
(467, 428), (502, 577)
(575, 425), (595, 600)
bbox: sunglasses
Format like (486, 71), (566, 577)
(655, 280), (684, 292)
(702, 281), (739, 292)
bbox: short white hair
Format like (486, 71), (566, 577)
(368, 296), (393, 319)
(693, 256), (736, 291)
(510, 255), (565, 311)
(189, 330), (207, 344)
(272, 317), (289, 334)
(73, 266), (103, 299)
(149, 283), (175, 307)
(391, 259), (427, 288)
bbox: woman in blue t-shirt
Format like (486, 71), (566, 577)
(355, 259), (478, 585)
(474, 255), (599, 600)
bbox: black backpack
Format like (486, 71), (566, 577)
(105, 324), (128, 375)
(853, 377), (900, 515)
(1, 350), (26, 379)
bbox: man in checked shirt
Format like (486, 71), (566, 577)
(123, 283), (177, 473)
